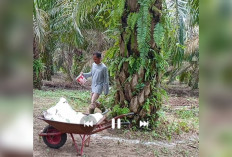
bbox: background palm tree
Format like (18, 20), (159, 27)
(33, 0), (114, 86)
(166, 0), (199, 88)
(33, 0), (49, 89)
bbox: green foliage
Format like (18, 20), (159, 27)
(33, 59), (45, 78)
(108, 57), (120, 77)
(154, 50), (169, 73)
(124, 29), (132, 48)
(189, 0), (199, 26)
(112, 104), (130, 116)
(127, 56), (136, 68)
(98, 87), (117, 108)
(134, 87), (168, 129)
(34, 89), (91, 110)
(104, 42), (120, 77)
(115, 57), (143, 76)
(143, 99), (151, 112)
(114, 0), (126, 23)
(33, 5), (49, 51)
(82, 66), (91, 73)
(161, 0), (199, 67)
(154, 23), (165, 48)
(152, 87), (167, 106)
(104, 42), (120, 60)
(76, 0), (105, 26)
(160, 11), (179, 66)
(106, 0), (126, 33)
(52, 0), (84, 46)
(126, 57), (140, 75)
(178, 121), (190, 132)
(98, 87), (130, 118)
(152, 103), (199, 140)
(176, 107), (198, 119)
(133, 82), (145, 95)
(72, 54), (84, 76)
(135, 82), (145, 91)
(137, 0), (152, 64)
(127, 13), (139, 32)
(106, 54), (142, 77)
(172, 17), (185, 66)
(179, 71), (191, 83)
(144, 62), (153, 81)
(118, 58), (126, 71)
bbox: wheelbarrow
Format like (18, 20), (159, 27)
(38, 111), (134, 156)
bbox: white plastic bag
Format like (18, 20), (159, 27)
(43, 97), (103, 124)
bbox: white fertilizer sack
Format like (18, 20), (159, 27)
(43, 97), (103, 124)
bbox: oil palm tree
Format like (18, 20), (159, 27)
(33, 0), (85, 86)
(165, 0), (199, 88)
(74, 0), (166, 125)
(33, 0), (49, 89)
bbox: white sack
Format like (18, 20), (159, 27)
(43, 97), (103, 124)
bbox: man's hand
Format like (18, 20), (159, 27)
(80, 72), (83, 75)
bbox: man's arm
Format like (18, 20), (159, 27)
(82, 65), (92, 79)
(103, 67), (109, 95)
(82, 71), (92, 79)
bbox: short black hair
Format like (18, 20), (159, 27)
(93, 51), (102, 58)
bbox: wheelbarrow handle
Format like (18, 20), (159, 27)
(121, 122), (130, 125)
(112, 112), (134, 120)
(126, 112), (134, 116)
(102, 109), (109, 115)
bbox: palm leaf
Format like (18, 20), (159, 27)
(154, 23), (165, 48)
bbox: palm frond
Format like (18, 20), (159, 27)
(154, 23), (165, 48)
(137, 0), (152, 62)
(188, 0), (199, 26)
(33, 5), (49, 51)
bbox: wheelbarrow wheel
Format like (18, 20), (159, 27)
(42, 125), (67, 149)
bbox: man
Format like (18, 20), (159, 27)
(80, 52), (109, 114)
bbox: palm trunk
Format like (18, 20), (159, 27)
(33, 37), (42, 89)
(168, 62), (192, 84)
(115, 0), (163, 124)
(42, 46), (53, 81)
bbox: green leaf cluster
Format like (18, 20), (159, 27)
(112, 104), (130, 117)
(33, 59), (45, 78)
(154, 23), (165, 48)
(137, 0), (152, 64)
(127, 13), (139, 32)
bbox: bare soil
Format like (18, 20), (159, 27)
(42, 73), (91, 91)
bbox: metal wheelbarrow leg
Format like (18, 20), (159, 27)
(70, 133), (91, 156)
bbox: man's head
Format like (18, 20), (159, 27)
(93, 51), (102, 64)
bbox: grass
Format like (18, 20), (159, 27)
(153, 150), (160, 156)
(175, 107), (198, 119)
(151, 104), (199, 141)
(33, 89), (91, 111)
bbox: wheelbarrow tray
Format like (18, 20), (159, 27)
(38, 112), (134, 156)
(38, 115), (105, 134)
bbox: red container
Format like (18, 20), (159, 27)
(76, 74), (87, 85)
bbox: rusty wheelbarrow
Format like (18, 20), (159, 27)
(38, 111), (134, 156)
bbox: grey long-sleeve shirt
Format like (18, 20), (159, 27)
(83, 63), (109, 95)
